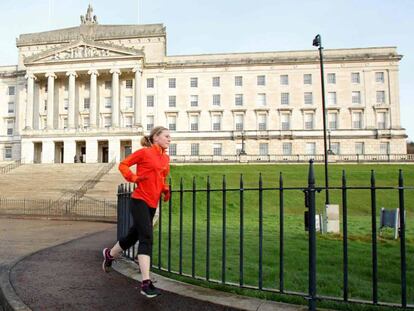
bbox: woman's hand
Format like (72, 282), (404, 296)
(162, 187), (170, 202)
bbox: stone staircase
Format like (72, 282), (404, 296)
(0, 163), (105, 200)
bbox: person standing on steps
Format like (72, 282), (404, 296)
(102, 126), (171, 298)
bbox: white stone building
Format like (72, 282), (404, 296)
(0, 6), (407, 163)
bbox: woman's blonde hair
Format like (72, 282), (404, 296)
(141, 126), (169, 147)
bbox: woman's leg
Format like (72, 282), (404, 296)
(102, 199), (141, 272)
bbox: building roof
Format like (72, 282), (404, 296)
(17, 24), (166, 47)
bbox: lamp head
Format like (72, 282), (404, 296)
(313, 34), (321, 47)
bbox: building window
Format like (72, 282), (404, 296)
(282, 142), (292, 155)
(355, 142), (364, 155)
(63, 117), (68, 129)
(125, 79), (133, 89)
(257, 75), (266, 86)
(380, 142), (390, 155)
(375, 72), (384, 83)
(124, 96), (133, 109)
(104, 116), (111, 128)
(190, 95), (198, 107)
(212, 115), (221, 131)
(257, 93), (266, 106)
(235, 94), (243, 106)
(83, 117), (90, 128)
(281, 114), (290, 130)
(64, 84), (68, 92)
(7, 120), (14, 135)
(213, 94), (221, 106)
(63, 98), (69, 110)
(258, 114), (267, 130)
(352, 112), (363, 129)
(328, 112), (338, 129)
(190, 115), (199, 131)
(235, 76), (243, 86)
(44, 84), (48, 93)
(84, 98), (90, 110)
(327, 92), (337, 105)
(304, 74), (312, 85)
(351, 72), (360, 84)
(306, 142), (316, 155)
(331, 142), (340, 155)
(104, 97), (112, 108)
(146, 116), (154, 131)
(105, 81), (111, 89)
(212, 77), (220, 87)
(327, 73), (336, 84)
(259, 143), (268, 156)
(235, 114), (244, 131)
(236, 143), (242, 155)
(191, 143), (199, 156)
(304, 92), (313, 105)
(124, 116), (133, 128)
(169, 95), (176, 107)
(352, 91), (361, 104)
(376, 91), (386, 104)
(8, 102), (14, 113)
(147, 95), (154, 107)
(190, 77), (198, 88)
(169, 144), (177, 156)
(281, 92), (289, 105)
(168, 78), (176, 88)
(147, 78), (154, 88)
(84, 82), (90, 90)
(280, 75), (289, 85)
(213, 143), (222, 156)
(304, 113), (314, 130)
(44, 100), (47, 111)
(8, 86), (15, 96)
(168, 115), (177, 131)
(4, 147), (12, 160)
(377, 112), (387, 129)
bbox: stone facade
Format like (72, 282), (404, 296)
(0, 6), (407, 163)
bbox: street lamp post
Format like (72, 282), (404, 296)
(313, 34), (330, 205)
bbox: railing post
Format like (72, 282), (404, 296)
(258, 173), (263, 290)
(370, 170), (378, 304)
(279, 172), (284, 293)
(168, 177), (172, 273)
(342, 170), (348, 302)
(398, 170), (407, 308)
(179, 177), (184, 275)
(222, 175), (227, 284)
(307, 160), (317, 311)
(192, 176), (196, 278)
(239, 174), (244, 287)
(206, 176), (211, 281)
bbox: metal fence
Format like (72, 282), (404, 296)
(117, 161), (413, 310)
(0, 197), (116, 220)
(169, 153), (414, 164)
(0, 159), (23, 174)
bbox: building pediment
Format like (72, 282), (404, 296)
(24, 39), (144, 65)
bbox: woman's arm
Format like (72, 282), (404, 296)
(118, 149), (144, 183)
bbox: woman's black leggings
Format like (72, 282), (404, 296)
(119, 198), (156, 256)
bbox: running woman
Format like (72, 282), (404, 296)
(102, 126), (171, 298)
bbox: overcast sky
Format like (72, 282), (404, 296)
(1, 0), (412, 141)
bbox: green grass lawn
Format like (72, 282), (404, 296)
(151, 164), (414, 309)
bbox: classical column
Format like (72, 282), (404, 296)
(132, 65), (142, 126)
(66, 71), (77, 128)
(24, 72), (36, 129)
(110, 68), (121, 127)
(88, 69), (99, 128)
(45, 72), (56, 129)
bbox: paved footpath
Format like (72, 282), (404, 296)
(1, 218), (306, 311)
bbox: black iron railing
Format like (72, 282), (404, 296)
(0, 159), (22, 174)
(117, 161), (413, 310)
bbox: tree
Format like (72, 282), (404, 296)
(407, 141), (414, 154)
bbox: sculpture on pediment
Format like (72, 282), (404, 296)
(80, 4), (98, 25)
